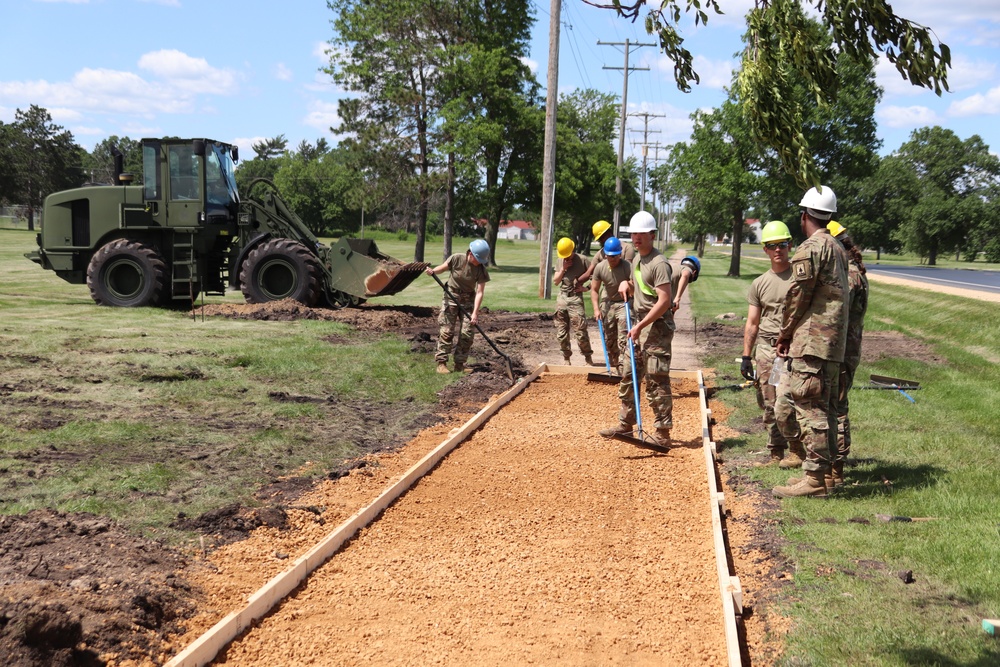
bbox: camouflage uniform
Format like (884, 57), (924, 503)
(618, 248), (674, 430)
(774, 229), (849, 473)
(554, 253), (593, 361)
(591, 256), (632, 372)
(747, 267), (794, 455)
(436, 253), (490, 368)
(833, 258), (869, 462)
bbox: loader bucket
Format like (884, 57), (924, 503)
(326, 237), (429, 299)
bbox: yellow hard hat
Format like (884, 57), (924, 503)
(760, 220), (792, 244)
(592, 220), (611, 241)
(827, 220), (847, 238)
(556, 237), (575, 259)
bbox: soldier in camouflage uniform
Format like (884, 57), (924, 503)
(741, 221), (802, 467)
(828, 221), (869, 488)
(579, 221), (636, 367)
(598, 211), (674, 449)
(772, 186), (850, 498)
(589, 237), (632, 373)
(553, 238), (594, 365)
(425, 239), (491, 374)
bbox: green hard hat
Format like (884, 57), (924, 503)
(760, 220), (792, 244)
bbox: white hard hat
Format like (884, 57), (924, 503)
(799, 186), (837, 220)
(623, 210), (656, 233)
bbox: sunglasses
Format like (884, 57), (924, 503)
(764, 241), (791, 250)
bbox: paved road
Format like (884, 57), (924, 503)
(865, 264), (1000, 294)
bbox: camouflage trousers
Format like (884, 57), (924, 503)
(435, 296), (475, 366)
(753, 337), (791, 453)
(774, 355), (840, 473)
(832, 357), (860, 463)
(554, 294), (593, 359)
(600, 300), (626, 372)
(616, 318), (673, 430)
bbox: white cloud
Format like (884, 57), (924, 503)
(302, 101), (340, 131)
(274, 63), (293, 82)
(138, 49), (239, 95)
(877, 105), (941, 128)
(948, 86), (1000, 117)
(72, 125), (104, 136)
(876, 53), (995, 96)
(521, 57), (538, 75)
(231, 136), (267, 160)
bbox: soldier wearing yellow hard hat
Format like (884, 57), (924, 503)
(742, 220), (800, 467)
(825, 220), (869, 491)
(552, 237), (594, 365)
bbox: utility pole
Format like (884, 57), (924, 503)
(539, 0), (561, 299)
(628, 112), (663, 210)
(598, 38), (654, 236)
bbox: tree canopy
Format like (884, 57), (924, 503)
(589, 0), (949, 188)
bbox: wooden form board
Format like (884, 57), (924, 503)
(166, 364), (743, 667)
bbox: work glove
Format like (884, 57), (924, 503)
(740, 356), (756, 381)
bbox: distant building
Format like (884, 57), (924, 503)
(473, 218), (537, 241)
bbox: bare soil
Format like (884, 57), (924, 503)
(0, 261), (955, 666)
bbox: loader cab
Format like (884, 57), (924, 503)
(141, 138), (239, 227)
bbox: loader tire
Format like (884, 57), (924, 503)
(87, 239), (168, 307)
(239, 238), (321, 306)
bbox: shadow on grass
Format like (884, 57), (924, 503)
(897, 646), (1000, 667)
(839, 459), (945, 497)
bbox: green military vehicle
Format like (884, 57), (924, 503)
(26, 137), (427, 308)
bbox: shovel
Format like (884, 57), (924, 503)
(587, 316), (623, 384)
(430, 274), (516, 384)
(609, 303), (668, 453)
(867, 374), (918, 402)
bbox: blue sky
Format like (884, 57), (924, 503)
(3, 0), (1000, 169)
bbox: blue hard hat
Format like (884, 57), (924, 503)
(469, 239), (490, 263)
(680, 255), (701, 281)
(603, 236), (623, 256)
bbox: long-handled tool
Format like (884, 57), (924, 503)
(430, 273), (515, 384)
(587, 316), (622, 384)
(866, 374), (918, 402)
(610, 303), (668, 453)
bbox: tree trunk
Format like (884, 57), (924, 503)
(443, 152), (455, 261)
(928, 239), (938, 266)
(727, 209), (744, 277)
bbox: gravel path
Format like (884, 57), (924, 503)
(176, 374), (726, 665)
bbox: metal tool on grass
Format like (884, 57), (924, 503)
(609, 303), (668, 453)
(586, 316), (622, 384)
(865, 374), (919, 402)
(430, 273), (516, 384)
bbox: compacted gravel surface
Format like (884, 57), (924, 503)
(173, 373), (726, 665)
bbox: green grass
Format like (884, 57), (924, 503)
(688, 251), (1000, 666)
(5, 229), (1000, 663)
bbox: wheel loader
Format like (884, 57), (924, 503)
(25, 137), (428, 308)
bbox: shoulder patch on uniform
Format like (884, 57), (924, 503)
(792, 258), (813, 281)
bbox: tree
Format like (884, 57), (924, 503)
(327, 0), (445, 262)
(5, 105), (85, 231)
(85, 136), (143, 185)
(251, 135), (288, 160)
(890, 127), (1000, 265)
(588, 0), (949, 188)
(665, 100), (762, 276)
(847, 155), (913, 258)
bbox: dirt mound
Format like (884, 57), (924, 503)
(0, 510), (196, 666)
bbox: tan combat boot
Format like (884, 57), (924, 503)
(563, 354), (572, 365)
(755, 450), (785, 467)
(652, 428), (671, 449)
(829, 461), (845, 489)
(779, 441), (806, 469)
(773, 470), (828, 498)
(598, 422), (632, 438)
(454, 363), (473, 374)
(585, 354), (595, 366)
(436, 363), (450, 374)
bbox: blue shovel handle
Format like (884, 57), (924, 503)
(596, 316), (612, 374)
(624, 303), (643, 436)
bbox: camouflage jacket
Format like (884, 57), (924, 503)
(845, 260), (869, 364)
(778, 229), (849, 362)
